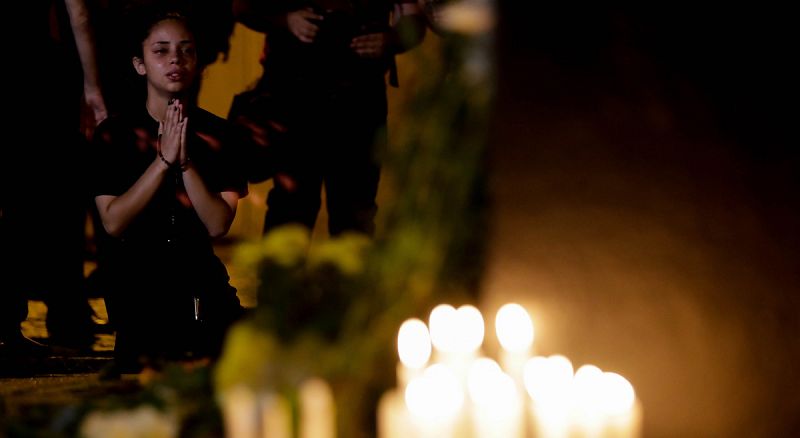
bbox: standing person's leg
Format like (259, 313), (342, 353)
(0, 194), (34, 349)
(39, 132), (97, 349)
(262, 98), (326, 234)
(263, 167), (324, 234)
(0, 86), (51, 356)
(324, 125), (382, 236)
(324, 88), (386, 236)
(0, 180), (54, 356)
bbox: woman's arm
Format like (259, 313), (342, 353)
(174, 107), (239, 238)
(95, 159), (172, 237)
(181, 166), (240, 238)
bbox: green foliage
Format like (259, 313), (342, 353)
(216, 18), (496, 438)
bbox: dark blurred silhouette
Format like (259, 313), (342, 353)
(1, 0), (107, 358)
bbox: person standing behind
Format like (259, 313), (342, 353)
(232, 0), (426, 237)
(0, 0), (107, 357)
(91, 6), (246, 371)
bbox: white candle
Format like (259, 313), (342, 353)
(454, 305), (485, 354)
(298, 378), (335, 438)
(397, 318), (432, 389)
(467, 358), (524, 438)
(405, 364), (465, 438)
(495, 303), (535, 386)
(220, 385), (259, 438)
(571, 364), (606, 437)
(524, 355), (574, 438)
(429, 304), (484, 384)
(598, 372), (641, 438)
(259, 392), (291, 438)
(429, 304), (459, 360)
(569, 365), (642, 438)
(377, 389), (413, 438)
(604, 397), (642, 438)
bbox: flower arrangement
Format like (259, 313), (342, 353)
(214, 225), (390, 436)
(215, 226), (372, 378)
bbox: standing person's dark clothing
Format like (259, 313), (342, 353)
(232, 0), (425, 236)
(1, 0), (106, 355)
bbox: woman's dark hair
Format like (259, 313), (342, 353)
(124, 0), (233, 67)
(125, 2), (195, 59)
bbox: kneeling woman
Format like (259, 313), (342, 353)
(93, 7), (246, 369)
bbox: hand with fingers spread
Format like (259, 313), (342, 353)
(159, 99), (188, 168)
(287, 8), (323, 43)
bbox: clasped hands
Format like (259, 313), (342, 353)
(158, 98), (189, 170)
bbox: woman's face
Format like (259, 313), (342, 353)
(134, 18), (197, 97)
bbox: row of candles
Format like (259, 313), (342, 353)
(377, 303), (642, 438)
(219, 302), (641, 437)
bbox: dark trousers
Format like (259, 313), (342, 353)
(0, 131), (93, 339)
(106, 244), (242, 361)
(263, 82), (387, 236)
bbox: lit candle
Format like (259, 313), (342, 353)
(597, 372), (642, 438)
(299, 378), (335, 438)
(405, 364), (465, 438)
(524, 355), (574, 438)
(454, 305), (485, 354)
(429, 304), (484, 383)
(571, 364), (605, 437)
(397, 318), (432, 389)
(495, 303), (535, 386)
(569, 365), (642, 438)
(467, 358), (524, 438)
(429, 304), (458, 360)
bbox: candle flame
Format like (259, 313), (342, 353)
(429, 304), (484, 353)
(398, 319), (432, 369)
(495, 303), (534, 352)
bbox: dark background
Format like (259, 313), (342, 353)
(486, 4), (798, 436)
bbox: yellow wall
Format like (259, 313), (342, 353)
(197, 24), (271, 239)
